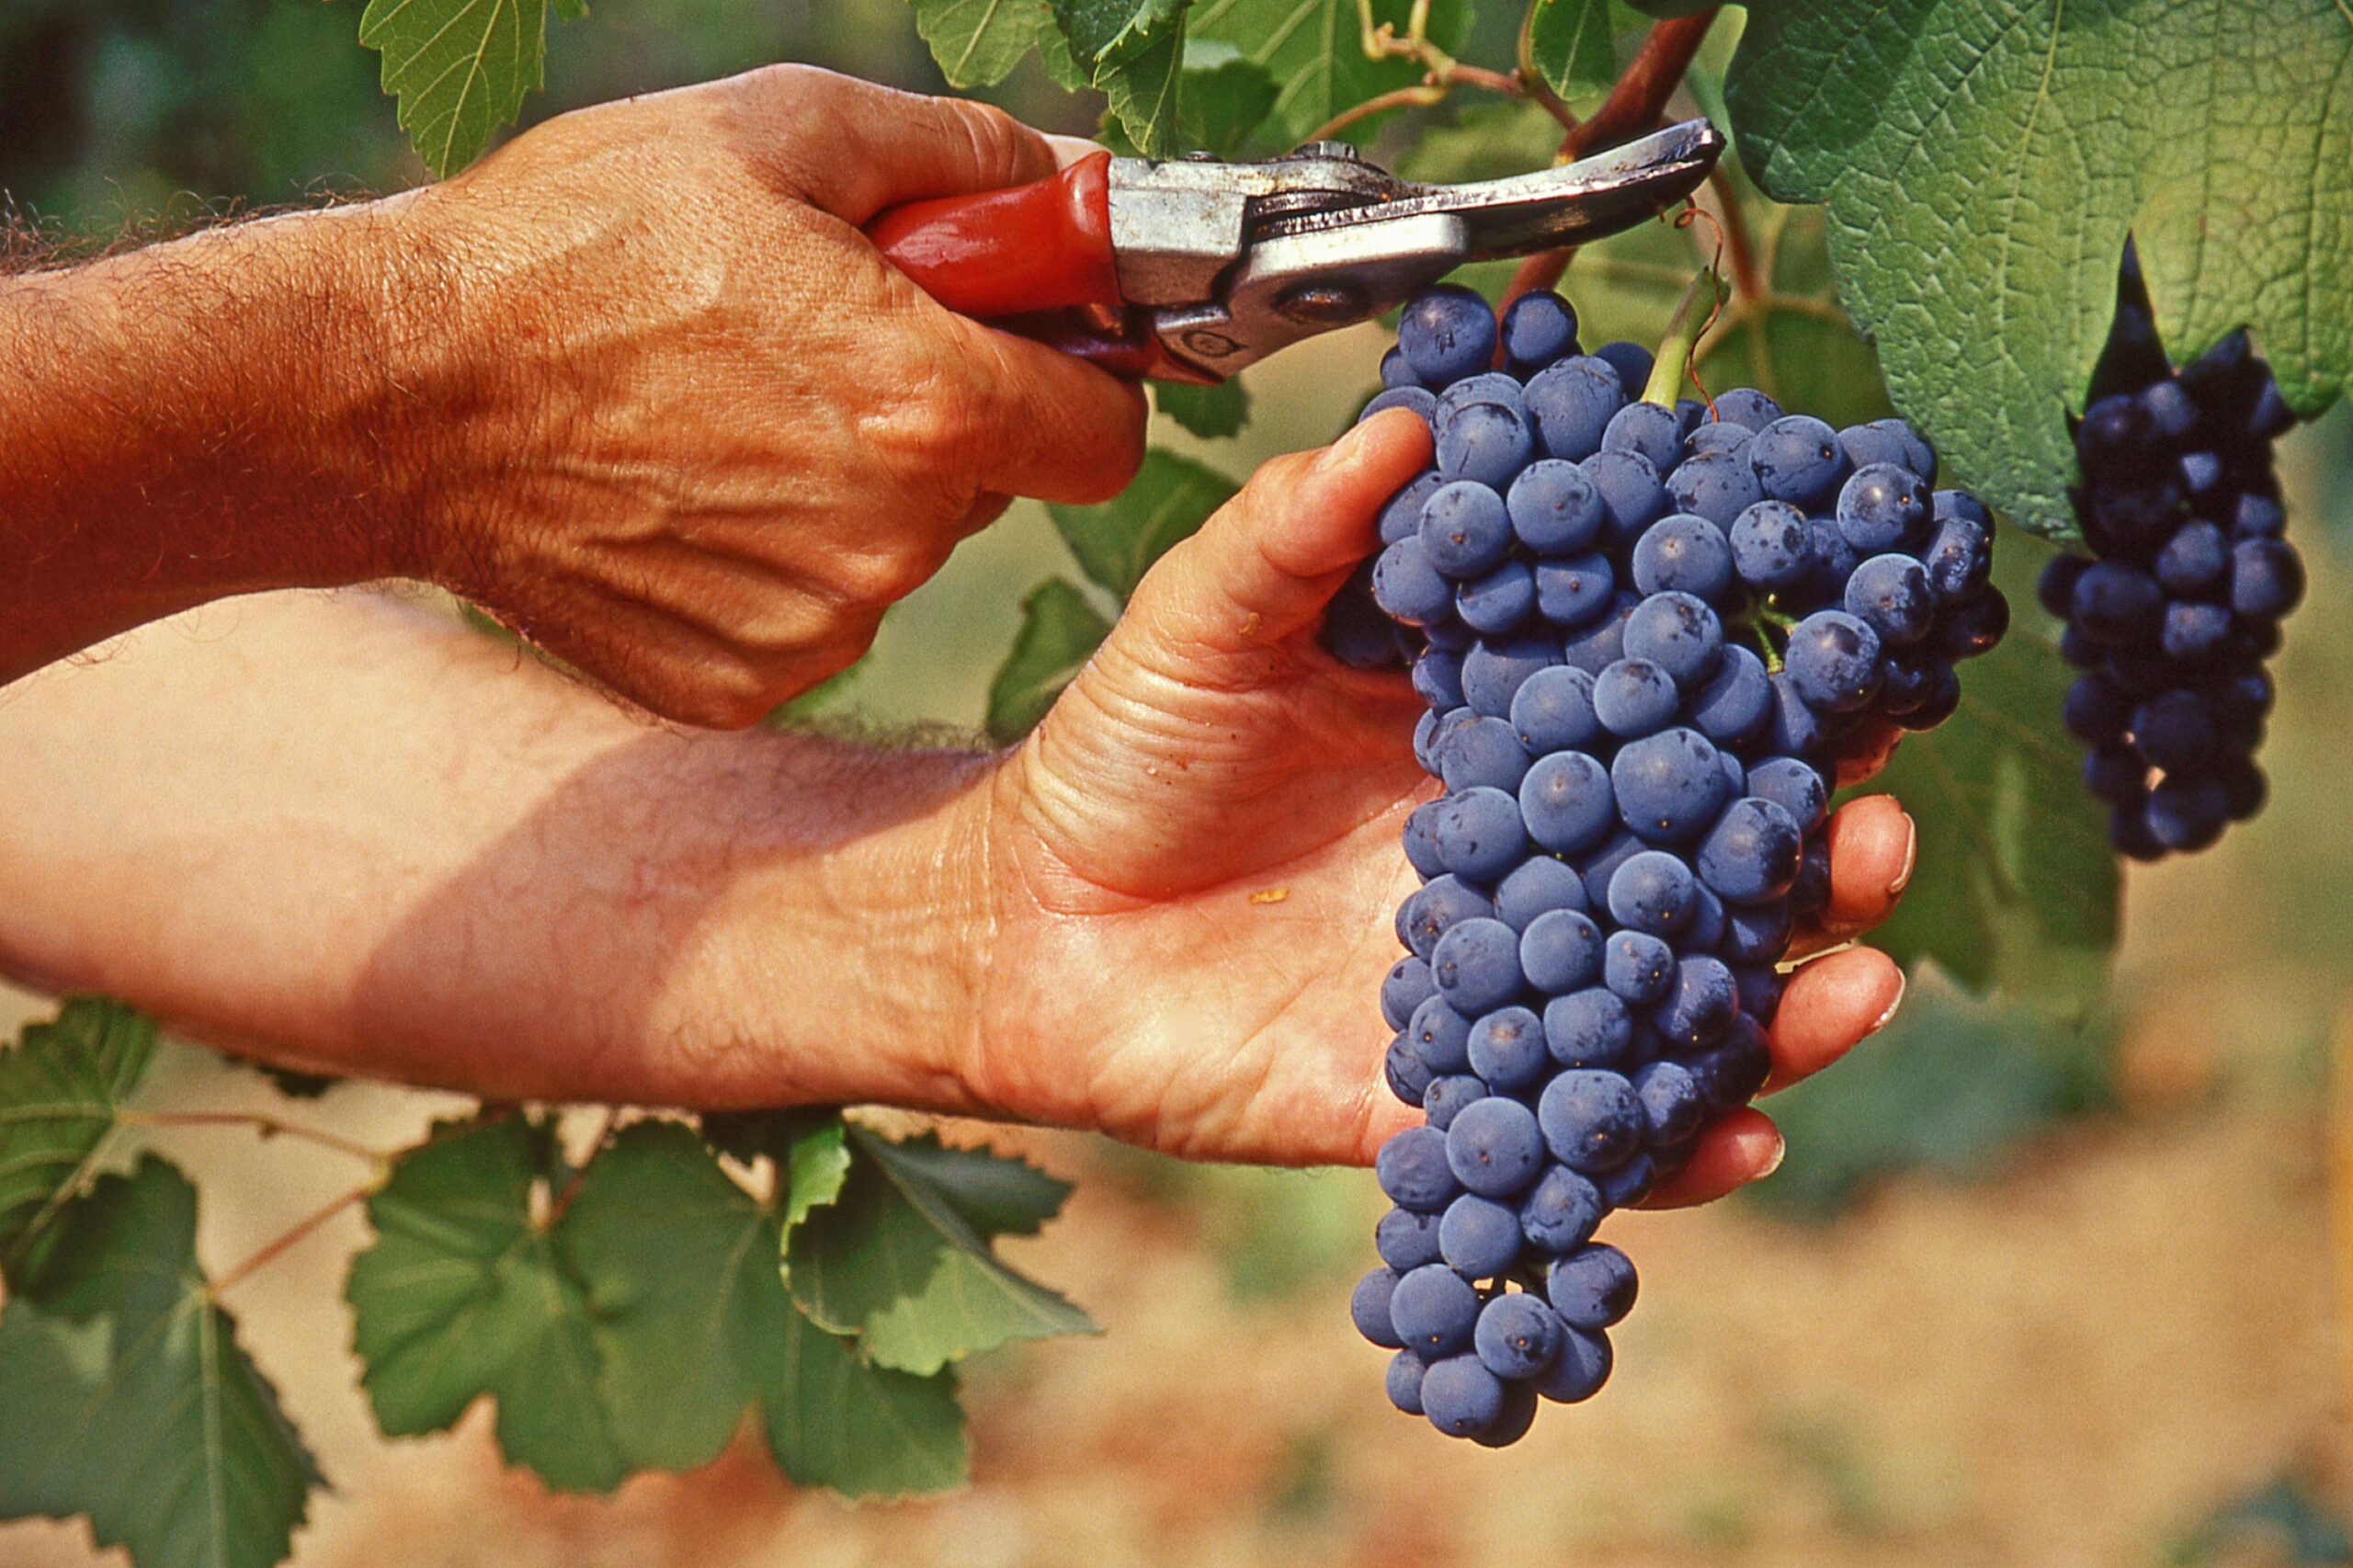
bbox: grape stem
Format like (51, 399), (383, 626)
(1736, 616), (1785, 670)
(207, 1179), (377, 1299)
(1310, 0), (1576, 140)
(545, 1107), (620, 1226)
(119, 1108), (384, 1165)
(1641, 263), (1729, 409)
(1705, 169), (1765, 301)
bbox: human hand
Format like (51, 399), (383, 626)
(382, 66), (1146, 726)
(961, 411), (1914, 1199)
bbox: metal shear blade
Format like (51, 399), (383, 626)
(1116, 119), (1726, 380)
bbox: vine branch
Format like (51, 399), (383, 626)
(120, 1108), (384, 1165)
(1503, 9), (1721, 310)
(546, 1107), (619, 1225)
(1706, 167), (1764, 301)
(1307, 0), (1581, 141)
(209, 1181), (376, 1298)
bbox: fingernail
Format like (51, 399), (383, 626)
(1757, 1131), (1787, 1179)
(1314, 421), (1372, 473)
(1888, 813), (1918, 897)
(1869, 967), (1908, 1034)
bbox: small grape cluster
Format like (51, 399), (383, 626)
(2038, 246), (2302, 858)
(1346, 281), (2006, 1445)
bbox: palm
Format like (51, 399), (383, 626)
(982, 613), (1435, 1165)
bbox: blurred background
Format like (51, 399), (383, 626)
(5, 2), (2353, 1563)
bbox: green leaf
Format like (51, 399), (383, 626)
(0, 996), (155, 1281)
(985, 576), (1111, 744)
(1176, 45), (1279, 156)
(780, 1119), (853, 1239)
(1051, 0), (1190, 62)
(762, 1299), (964, 1497)
(1528, 0), (1618, 104)
(346, 1117), (627, 1493)
(1035, 15), (1093, 88)
(1098, 23), (1187, 155)
(1154, 377), (1252, 437)
(1693, 0), (2353, 536)
(555, 1120), (969, 1496)
(786, 1129), (1092, 1375)
(913, 0), (1056, 88)
(699, 1108), (856, 1243)
(1050, 448), (1233, 599)
(0, 1155), (321, 1568)
(358, 0), (559, 177)
(761, 1306), (968, 1498)
(1845, 562), (2120, 1013)
(1396, 98), (1573, 186)
(555, 1121), (779, 1471)
(1190, 0), (1470, 146)
(1746, 967), (2112, 1221)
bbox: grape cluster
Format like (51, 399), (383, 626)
(2039, 246), (2302, 859)
(1345, 282), (2006, 1444)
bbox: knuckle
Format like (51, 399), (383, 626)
(657, 658), (779, 731)
(941, 97), (1030, 177)
(835, 546), (936, 606)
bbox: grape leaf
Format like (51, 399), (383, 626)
(985, 576), (1111, 744)
(780, 1119), (852, 1238)
(1098, 23), (1187, 155)
(0, 1155), (321, 1568)
(1679, 0), (2353, 536)
(1746, 966), (2112, 1220)
(1846, 553), (2120, 1013)
(555, 1121), (780, 1471)
(1095, 40), (1279, 158)
(912, 0), (1057, 87)
(1155, 378), (1252, 437)
(695, 1108), (851, 1242)
(345, 1117), (627, 1493)
(1395, 98), (1574, 187)
(540, 1121), (971, 1496)
(1050, 448), (1234, 599)
(0, 996), (155, 1282)
(1189, 0), (1469, 146)
(358, 0), (558, 177)
(1051, 0), (1191, 62)
(1528, 0), (1619, 103)
(785, 1129), (1092, 1375)
(760, 1297), (969, 1497)
(1174, 44), (1278, 156)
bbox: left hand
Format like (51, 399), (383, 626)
(956, 409), (1914, 1201)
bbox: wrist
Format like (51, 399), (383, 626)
(633, 736), (1013, 1115)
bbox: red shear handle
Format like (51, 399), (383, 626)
(869, 151), (1120, 320)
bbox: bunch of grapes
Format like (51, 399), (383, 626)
(1346, 280), (2006, 1445)
(2039, 246), (2302, 858)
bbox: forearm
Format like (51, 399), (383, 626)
(0, 591), (995, 1109)
(0, 205), (442, 678)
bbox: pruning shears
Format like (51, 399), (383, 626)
(867, 119), (1726, 384)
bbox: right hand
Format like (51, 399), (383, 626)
(380, 65), (1146, 727)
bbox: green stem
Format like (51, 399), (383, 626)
(1642, 264), (1730, 409)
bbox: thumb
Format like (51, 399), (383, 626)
(1116, 409), (1433, 676)
(733, 65), (1059, 222)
